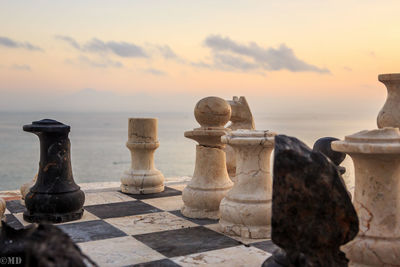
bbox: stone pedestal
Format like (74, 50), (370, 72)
(121, 118), (164, 194)
(332, 128), (400, 267)
(219, 130), (275, 239)
(225, 96), (255, 181)
(181, 97), (234, 219)
(23, 119), (85, 223)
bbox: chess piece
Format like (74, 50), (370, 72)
(182, 97), (234, 219)
(20, 174), (37, 200)
(0, 222), (97, 266)
(313, 137), (346, 175)
(0, 198), (5, 224)
(121, 118), (165, 194)
(225, 96), (255, 181)
(377, 73), (400, 128)
(23, 119), (85, 223)
(332, 128), (400, 266)
(263, 135), (358, 267)
(219, 130), (275, 239)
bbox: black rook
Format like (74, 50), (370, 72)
(23, 119), (85, 223)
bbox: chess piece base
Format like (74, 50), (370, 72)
(181, 205), (220, 220)
(121, 170), (164, 194)
(23, 209), (83, 223)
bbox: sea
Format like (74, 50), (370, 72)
(0, 111), (377, 191)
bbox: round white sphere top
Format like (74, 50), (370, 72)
(194, 96), (231, 127)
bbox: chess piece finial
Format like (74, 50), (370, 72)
(225, 96), (255, 180)
(263, 135), (359, 266)
(313, 137), (346, 174)
(377, 73), (400, 128)
(23, 119), (85, 223)
(182, 96), (233, 219)
(120, 118), (165, 194)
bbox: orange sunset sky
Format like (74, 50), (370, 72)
(0, 0), (399, 114)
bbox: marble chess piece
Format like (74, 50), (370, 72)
(121, 118), (165, 194)
(219, 130), (275, 239)
(225, 96), (255, 181)
(181, 96), (234, 219)
(263, 135), (358, 267)
(377, 73), (400, 128)
(0, 198), (5, 224)
(23, 119), (85, 223)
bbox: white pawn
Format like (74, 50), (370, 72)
(182, 97), (234, 219)
(121, 118), (165, 194)
(219, 130), (275, 239)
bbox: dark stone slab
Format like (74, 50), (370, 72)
(130, 259), (181, 267)
(169, 210), (218, 225)
(23, 119), (85, 223)
(6, 200), (26, 213)
(57, 220), (127, 243)
(133, 226), (241, 258)
(122, 186), (182, 200)
(263, 135), (359, 267)
(85, 201), (162, 219)
(251, 240), (279, 254)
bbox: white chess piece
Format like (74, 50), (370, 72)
(121, 118), (165, 194)
(181, 97), (234, 219)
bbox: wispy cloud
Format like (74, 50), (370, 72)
(197, 35), (329, 74)
(65, 55), (123, 68)
(11, 64), (31, 71)
(0, 36), (43, 51)
(143, 68), (167, 76)
(56, 35), (147, 58)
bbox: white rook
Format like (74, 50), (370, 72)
(219, 130), (275, 239)
(121, 118), (165, 194)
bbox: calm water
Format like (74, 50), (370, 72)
(0, 111), (376, 190)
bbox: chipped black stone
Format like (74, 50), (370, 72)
(263, 135), (359, 267)
(313, 137), (346, 174)
(23, 119), (85, 223)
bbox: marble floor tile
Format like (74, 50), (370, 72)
(57, 220), (127, 243)
(131, 258), (181, 267)
(133, 226), (241, 258)
(4, 214), (24, 229)
(105, 211), (197, 235)
(251, 240), (279, 254)
(5, 200), (26, 213)
(205, 223), (269, 245)
(84, 191), (135, 206)
(171, 245), (271, 267)
(123, 187), (182, 200)
(141, 196), (183, 211)
(169, 210), (218, 225)
(78, 236), (165, 267)
(167, 184), (186, 192)
(85, 201), (161, 219)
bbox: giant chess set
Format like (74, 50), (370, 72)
(1, 73), (400, 266)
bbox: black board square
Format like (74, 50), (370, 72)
(85, 201), (161, 219)
(122, 187), (182, 200)
(6, 200), (26, 213)
(169, 210), (218, 225)
(130, 258), (181, 267)
(251, 240), (279, 254)
(133, 226), (241, 258)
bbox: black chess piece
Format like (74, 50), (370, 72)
(313, 137), (346, 174)
(23, 119), (85, 223)
(262, 135), (358, 267)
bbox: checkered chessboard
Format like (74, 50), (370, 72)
(4, 183), (277, 267)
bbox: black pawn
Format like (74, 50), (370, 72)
(23, 119), (85, 223)
(313, 137), (346, 174)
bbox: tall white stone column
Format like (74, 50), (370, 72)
(219, 130), (275, 239)
(121, 118), (165, 194)
(181, 97), (234, 219)
(332, 73), (400, 266)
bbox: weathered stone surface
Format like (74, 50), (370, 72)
(23, 119), (85, 223)
(263, 135), (359, 267)
(0, 221), (97, 266)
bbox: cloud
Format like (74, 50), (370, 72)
(199, 35), (329, 74)
(0, 36), (43, 51)
(56, 35), (147, 58)
(65, 55), (123, 68)
(157, 45), (177, 59)
(143, 68), (167, 76)
(11, 64), (31, 71)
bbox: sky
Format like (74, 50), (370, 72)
(0, 0), (399, 115)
